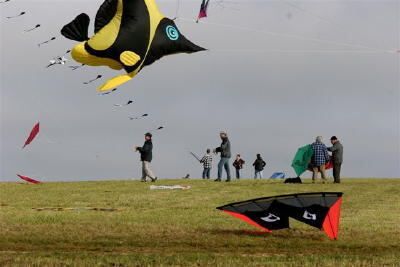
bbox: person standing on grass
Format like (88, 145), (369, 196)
(134, 132), (157, 182)
(233, 154), (245, 179)
(253, 154), (266, 179)
(311, 136), (330, 183)
(214, 131), (232, 182)
(328, 136), (343, 183)
(200, 149), (213, 179)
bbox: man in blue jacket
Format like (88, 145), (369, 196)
(134, 132), (157, 182)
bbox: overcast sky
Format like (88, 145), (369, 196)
(1, 0), (399, 181)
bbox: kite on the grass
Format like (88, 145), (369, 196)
(61, 0), (205, 92)
(150, 185), (191, 190)
(217, 192), (343, 239)
(196, 0), (210, 23)
(270, 172), (285, 179)
(22, 122), (40, 148)
(17, 174), (43, 184)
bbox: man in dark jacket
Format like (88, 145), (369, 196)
(328, 136), (343, 183)
(253, 154), (266, 179)
(232, 154), (245, 179)
(214, 131), (231, 182)
(134, 132), (157, 182)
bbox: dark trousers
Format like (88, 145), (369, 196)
(235, 168), (241, 179)
(333, 163), (342, 183)
(202, 168), (211, 179)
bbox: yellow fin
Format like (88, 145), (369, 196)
(97, 74), (134, 92)
(120, 51), (141, 66)
(71, 42), (123, 70)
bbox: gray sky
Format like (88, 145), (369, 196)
(1, 0), (399, 181)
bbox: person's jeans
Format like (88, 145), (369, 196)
(202, 168), (211, 179)
(254, 170), (263, 179)
(142, 161), (156, 181)
(235, 169), (241, 179)
(217, 157), (231, 180)
(312, 165), (326, 182)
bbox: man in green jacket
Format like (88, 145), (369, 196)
(327, 136), (343, 183)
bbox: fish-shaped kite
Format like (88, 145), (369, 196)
(22, 122), (40, 148)
(61, 0), (205, 92)
(17, 174), (43, 184)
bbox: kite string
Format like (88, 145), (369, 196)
(177, 17), (395, 53)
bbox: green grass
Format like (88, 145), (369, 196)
(1, 178), (399, 266)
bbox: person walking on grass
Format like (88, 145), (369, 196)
(233, 154), (245, 179)
(214, 131), (231, 182)
(134, 132), (157, 182)
(328, 136), (343, 183)
(311, 136), (330, 183)
(200, 149), (213, 179)
(253, 154), (266, 179)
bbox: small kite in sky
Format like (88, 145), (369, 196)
(37, 37), (56, 47)
(83, 75), (102, 84)
(46, 56), (68, 68)
(217, 192), (344, 239)
(24, 24), (41, 32)
(69, 64), (85, 70)
(100, 88), (117, 95)
(60, 0), (205, 92)
(114, 100), (133, 107)
(17, 174), (43, 184)
(6, 11), (25, 19)
(22, 122), (40, 148)
(129, 114), (148, 120)
(196, 0), (210, 23)
(156, 126), (164, 130)
(0, 0), (11, 4)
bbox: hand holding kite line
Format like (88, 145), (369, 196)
(6, 11), (25, 19)
(37, 37), (56, 47)
(83, 75), (102, 84)
(190, 151), (201, 162)
(24, 24), (41, 32)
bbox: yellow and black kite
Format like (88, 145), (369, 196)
(61, 0), (205, 91)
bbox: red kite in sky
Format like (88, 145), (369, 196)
(22, 122), (40, 148)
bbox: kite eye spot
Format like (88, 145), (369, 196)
(166, 25), (179, 41)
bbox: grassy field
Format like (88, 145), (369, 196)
(1, 178), (399, 266)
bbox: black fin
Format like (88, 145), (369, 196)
(61, 13), (90, 42)
(143, 18), (206, 67)
(95, 0), (118, 33)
